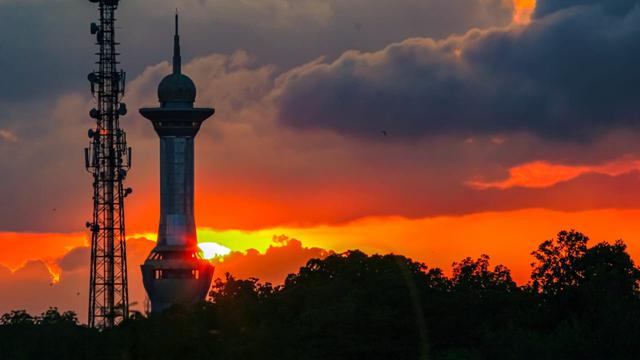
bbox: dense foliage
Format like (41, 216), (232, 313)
(2, 230), (640, 359)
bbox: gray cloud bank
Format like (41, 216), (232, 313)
(534, 0), (639, 17)
(276, 0), (640, 140)
(4, 0), (640, 233)
(0, 0), (514, 233)
(0, 0), (512, 103)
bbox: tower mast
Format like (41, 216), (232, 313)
(85, 0), (131, 328)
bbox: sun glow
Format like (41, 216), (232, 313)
(513, 0), (536, 25)
(198, 242), (232, 260)
(43, 261), (62, 284)
(127, 232), (158, 242)
(127, 232), (234, 259)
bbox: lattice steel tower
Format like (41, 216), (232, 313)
(84, 0), (132, 328)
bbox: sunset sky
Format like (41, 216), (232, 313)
(2, 0), (640, 321)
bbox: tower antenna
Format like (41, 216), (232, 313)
(85, 0), (132, 328)
(173, 11), (181, 74)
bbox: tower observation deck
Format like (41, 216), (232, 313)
(140, 14), (215, 312)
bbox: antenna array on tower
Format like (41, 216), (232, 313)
(84, 0), (132, 328)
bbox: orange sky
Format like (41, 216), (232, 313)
(6, 0), (640, 322)
(513, 0), (536, 24)
(3, 207), (640, 286)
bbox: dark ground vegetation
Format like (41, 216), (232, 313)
(2, 230), (640, 359)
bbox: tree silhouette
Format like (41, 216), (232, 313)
(531, 230), (589, 296)
(578, 240), (640, 298)
(0, 309), (34, 326)
(36, 307), (78, 325)
(452, 254), (516, 293)
(2, 230), (640, 359)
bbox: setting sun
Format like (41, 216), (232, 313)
(198, 242), (232, 260)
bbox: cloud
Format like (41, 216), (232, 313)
(0, 232), (86, 270)
(468, 158), (640, 189)
(11, 260), (52, 282)
(0, 129), (17, 142)
(3, 0), (640, 235)
(57, 247), (89, 272)
(0, 237), (154, 323)
(0, 0), (513, 103)
(274, 3), (640, 140)
(127, 50), (276, 123)
(212, 236), (331, 284)
(3, 50), (640, 232)
(0, 234), (330, 321)
(0, 95), (96, 233)
(513, 0), (536, 24)
(0, 48), (278, 233)
(0, 259), (63, 317)
(534, 0), (640, 17)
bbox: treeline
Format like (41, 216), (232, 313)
(1, 230), (640, 359)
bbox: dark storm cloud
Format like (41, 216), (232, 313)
(0, 0), (515, 233)
(534, 0), (640, 17)
(0, 0), (513, 103)
(0, 1), (93, 100)
(275, 3), (640, 140)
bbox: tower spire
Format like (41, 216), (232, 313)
(173, 11), (181, 74)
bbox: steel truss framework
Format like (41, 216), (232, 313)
(85, 0), (131, 328)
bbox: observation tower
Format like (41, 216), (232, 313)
(140, 14), (215, 312)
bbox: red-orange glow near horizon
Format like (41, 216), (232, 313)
(0, 232), (86, 271)
(5, 208), (640, 287)
(259, 209), (640, 284)
(53, 209), (640, 285)
(513, 0), (536, 25)
(191, 183), (378, 231)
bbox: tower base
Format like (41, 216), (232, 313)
(141, 249), (214, 313)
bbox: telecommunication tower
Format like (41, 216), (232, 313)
(84, 0), (132, 328)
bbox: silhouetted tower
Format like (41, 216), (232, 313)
(140, 14), (215, 313)
(84, 0), (132, 328)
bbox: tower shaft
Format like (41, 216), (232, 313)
(85, 0), (131, 328)
(159, 136), (196, 248)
